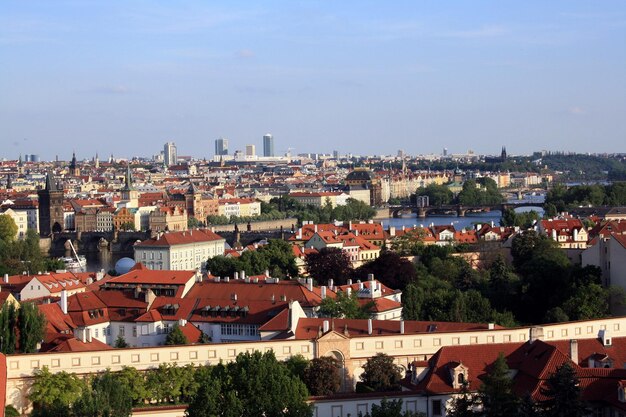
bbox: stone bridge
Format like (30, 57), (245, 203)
(389, 201), (544, 218)
(50, 231), (151, 255)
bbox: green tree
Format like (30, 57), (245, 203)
(226, 351), (312, 417)
(415, 184), (453, 206)
(305, 247), (353, 286)
(447, 383), (479, 417)
(18, 301), (46, 353)
(257, 239), (299, 277)
(539, 363), (589, 417)
(29, 366), (86, 410)
(114, 366), (148, 406)
(283, 354), (310, 381)
(303, 357), (342, 396)
(114, 335), (129, 348)
(479, 353), (519, 417)
(0, 214), (18, 241)
(561, 283), (609, 320)
(0, 302), (18, 353)
(4, 405), (20, 417)
(165, 325), (189, 345)
(205, 255), (242, 278)
(366, 398), (425, 417)
(73, 370), (132, 417)
(319, 291), (374, 319)
(355, 251), (417, 291)
(360, 353), (403, 392)
(186, 366), (243, 417)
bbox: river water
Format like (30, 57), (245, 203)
(85, 195), (545, 271)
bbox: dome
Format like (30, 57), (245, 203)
(115, 257), (136, 275)
(345, 169), (373, 182)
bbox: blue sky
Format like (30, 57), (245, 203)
(1, 1), (625, 160)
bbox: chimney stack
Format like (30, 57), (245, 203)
(60, 289), (68, 315)
(368, 273), (374, 281)
(347, 278), (352, 286)
(530, 326), (544, 343)
(323, 320), (329, 333)
(328, 279), (334, 291)
(307, 278), (313, 292)
(321, 286), (327, 299)
(346, 287), (352, 297)
(400, 320), (405, 334)
(368, 319), (373, 335)
(3, 273), (9, 283)
(570, 339), (579, 364)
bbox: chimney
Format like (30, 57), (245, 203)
(358, 281), (364, 290)
(488, 323), (495, 330)
(400, 320), (405, 334)
(328, 279), (334, 291)
(389, 226), (396, 237)
(60, 290), (68, 315)
(307, 278), (313, 292)
(530, 326), (544, 343)
(244, 276), (250, 283)
(265, 269), (270, 277)
(234, 271), (239, 280)
(96, 270), (105, 281)
(241, 270), (246, 280)
(349, 221), (352, 230)
(368, 273), (374, 281)
(570, 339), (579, 364)
(314, 224), (318, 233)
(224, 276), (230, 283)
(214, 276), (221, 282)
(3, 273), (9, 283)
(552, 229), (557, 240)
(134, 285), (142, 299)
(346, 287), (352, 297)
(367, 319), (373, 335)
(321, 286), (327, 299)
(179, 318), (187, 327)
(347, 278), (352, 286)
(323, 320), (329, 333)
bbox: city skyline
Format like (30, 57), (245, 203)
(1, 1), (625, 160)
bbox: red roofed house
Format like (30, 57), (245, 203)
(540, 218), (588, 249)
(409, 334), (626, 416)
(133, 229), (225, 272)
(20, 272), (87, 301)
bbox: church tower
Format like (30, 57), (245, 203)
(121, 164), (139, 207)
(185, 182), (202, 219)
(69, 152), (80, 176)
(500, 146), (507, 161)
(38, 170), (65, 236)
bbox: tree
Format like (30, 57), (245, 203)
(540, 363), (589, 417)
(18, 301), (46, 353)
(165, 324), (189, 345)
(29, 366), (86, 410)
(226, 351), (312, 417)
(257, 239), (299, 277)
(366, 398), (425, 417)
(186, 366), (243, 417)
(355, 251), (417, 291)
(561, 283), (609, 320)
(4, 406), (20, 417)
(73, 370), (132, 417)
(0, 214), (17, 241)
(479, 353), (518, 417)
(305, 247), (353, 286)
(415, 184), (453, 206)
(114, 335), (129, 348)
(0, 302), (18, 353)
(447, 382), (479, 417)
(303, 357), (342, 396)
(283, 354), (310, 381)
(114, 366), (148, 406)
(319, 290), (374, 319)
(360, 353), (403, 392)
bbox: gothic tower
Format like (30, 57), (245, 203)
(121, 164), (139, 207)
(38, 170), (64, 236)
(69, 152), (80, 176)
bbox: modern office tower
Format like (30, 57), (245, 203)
(245, 144), (256, 156)
(333, 150), (339, 159)
(262, 133), (274, 157)
(443, 148), (448, 157)
(215, 138), (229, 156)
(164, 142), (177, 166)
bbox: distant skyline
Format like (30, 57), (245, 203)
(1, 1), (625, 160)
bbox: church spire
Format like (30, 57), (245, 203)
(123, 163), (134, 191)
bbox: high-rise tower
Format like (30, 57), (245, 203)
(164, 142), (177, 166)
(215, 138), (229, 156)
(262, 133), (274, 157)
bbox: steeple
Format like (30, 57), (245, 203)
(123, 163), (135, 191)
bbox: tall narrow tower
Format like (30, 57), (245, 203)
(38, 170), (64, 236)
(263, 133), (274, 157)
(164, 142), (177, 166)
(215, 138), (229, 156)
(121, 163), (139, 207)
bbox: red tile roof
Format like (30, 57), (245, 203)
(136, 229), (224, 247)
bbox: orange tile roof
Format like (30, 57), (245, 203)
(136, 229), (224, 247)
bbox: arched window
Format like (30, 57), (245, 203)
(458, 373), (465, 384)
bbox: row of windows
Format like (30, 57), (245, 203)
(221, 324), (259, 336)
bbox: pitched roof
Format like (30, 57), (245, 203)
(136, 229), (224, 247)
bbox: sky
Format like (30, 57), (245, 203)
(1, 1), (625, 161)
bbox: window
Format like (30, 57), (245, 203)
(95, 328), (99, 337)
(119, 326), (125, 337)
(133, 326), (137, 337)
(458, 373), (465, 384)
(432, 400), (442, 416)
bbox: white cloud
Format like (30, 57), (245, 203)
(568, 106), (586, 115)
